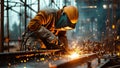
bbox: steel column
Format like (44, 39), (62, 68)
(7, 0), (10, 52)
(0, 0), (4, 52)
(38, 0), (40, 12)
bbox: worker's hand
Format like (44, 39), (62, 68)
(36, 26), (58, 45)
(47, 35), (58, 45)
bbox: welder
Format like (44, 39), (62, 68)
(27, 5), (79, 51)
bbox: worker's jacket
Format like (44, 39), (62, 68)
(28, 8), (62, 35)
(27, 8), (68, 49)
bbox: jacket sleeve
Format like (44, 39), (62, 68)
(27, 11), (58, 45)
(28, 11), (48, 31)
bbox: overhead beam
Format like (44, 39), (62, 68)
(20, 0), (37, 13)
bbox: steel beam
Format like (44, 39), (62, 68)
(0, 49), (60, 66)
(56, 53), (98, 68)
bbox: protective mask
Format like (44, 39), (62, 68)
(55, 12), (76, 31)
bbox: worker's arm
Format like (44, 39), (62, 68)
(58, 31), (68, 50)
(28, 11), (48, 31)
(27, 11), (58, 45)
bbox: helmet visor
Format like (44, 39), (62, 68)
(55, 12), (76, 31)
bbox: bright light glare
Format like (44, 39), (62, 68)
(24, 67), (26, 68)
(117, 52), (120, 56)
(103, 4), (107, 9)
(69, 52), (80, 59)
(117, 36), (119, 40)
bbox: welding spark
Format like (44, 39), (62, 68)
(69, 52), (80, 59)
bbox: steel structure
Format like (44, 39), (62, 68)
(1, 0), (42, 52)
(0, 0), (4, 52)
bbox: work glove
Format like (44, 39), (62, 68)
(36, 26), (58, 45)
(47, 35), (58, 45)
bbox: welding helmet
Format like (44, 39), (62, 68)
(55, 6), (79, 30)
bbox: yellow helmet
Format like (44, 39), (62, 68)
(63, 5), (79, 24)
